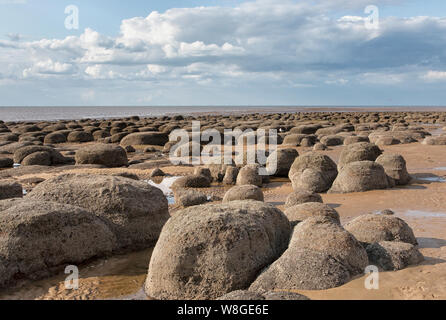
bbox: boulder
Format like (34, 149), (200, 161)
(22, 151), (52, 166)
(236, 164), (263, 187)
(26, 174), (169, 250)
(284, 203), (340, 226)
(222, 166), (239, 185)
(375, 153), (411, 185)
(223, 185), (264, 203)
(174, 189), (208, 207)
(337, 142), (382, 171)
(284, 190), (322, 208)
(320, 135), (344, 146)
(343, 136), (370, 145)
(0, 157), (13, 168)
(145, 201), (291, 300)
(290, 217), (368, 275)
(0, 200), (116, 288)
(288, 152), (337, 193)
(366, 241), (424, 271)
(172, 175), (211, 189)
(344, 214), (418, 246)
(13, 145), (67, 165)
(329, 161), (390, 193)
(0, 181), (23, 200)
(266, 148), (299, 176)
(150, 168), (166, 177)
(67, 131), (94, 143)
(44, 132), (67, 144)
(75, 144), (128, 167)
(121, 132), (169, 147)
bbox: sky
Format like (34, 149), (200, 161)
(0, 0), (446, 107)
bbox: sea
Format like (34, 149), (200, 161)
(0, 106), (444, 122)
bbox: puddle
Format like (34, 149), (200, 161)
(433, 167), (446, 171)
(145, 176), (180, 205)
(417, 176), (446, 182)
(13, 163), (20, 168)
(22, 189), (27, 196)
(401, 210), (446, 218)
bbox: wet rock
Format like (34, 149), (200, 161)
(366, 241), (424, 271)
(284, 203), (340, 226)
(329, 161), (389, 193)
(223, 185), (264, 203)
(0, 199), (116, 288)
(344, 214), (418, 246)
(145, 201), (291, 300)
(75, 144), (128, 168)
(284, 190), (323, 208)
(0, 180), (23, 200)
(26, 173), (169, 250)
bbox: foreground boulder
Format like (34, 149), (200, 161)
(223, 185), (264, 203)
(288, 152), (337, 193)
(375, 153), (411, 185)
(75, 144), (128, 167)
(0, 180), (23, 200)
(344, 214), (418, 246)
(0, 200), (116, 288)
(366, 241), (424, 271)
(284, 203), (340, 226)
(26, 174), (169, 250)
(145, 201), (291, 300)
(329, 161), (389, 193)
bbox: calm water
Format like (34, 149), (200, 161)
(1, 106), (443, 122)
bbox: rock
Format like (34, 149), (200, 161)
(150, 168), (166, 177)
(217, 290), (309, 300)
(194, 167), (212, 181)
(222, 166), (239, 185)
(174, 189), (208, 207)
(0, 180), (23, 200)
(337, 142), (382, 170)
(284, 203), (340, 226)
(344, 214), (418, 246)
(236, 164), (263, 187)
(172, 175), (211, 189)
(121, 132), (169, 147)
(380, 209), (394, 215)
(320, 135), (344, 146)
(67, 131), (94, 143)
(75, 144), (128, 168)
(111, 172), (139, 180)
(145, 201), (291, 300)
(375, 153), (411, 185)
(0, 158), (13, 168)
(13, 145), (67, 165)
(375, 136), (400, 146)
(284, 190), (323, 208)
(223, 185), (264, 203)
(249, 248), (351, 291)
(313, 142), (327, 151)
(26, 173), (169, 250)
(124, 145), (135, 153)
(290, 217), (368, 275)
(266, 148), (299, 176)
(329, 161), (390, 193)
(206, 164), (233, 182)
(365, 241), (424, 271)
(0, 199), (116, 288)
(282, 134), (307, 146)
(422, 136), (446, 145)
(343, 136), (370, 145)
(44, 132), (67, 144)
(288, 152), (337, 193)
(22, 151), (52, 166)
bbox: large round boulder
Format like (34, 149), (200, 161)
(375, 153), (411, 185)
(365, 241), (424, 271)
(223, 185), (264, 203)
(284, 190), (322, 208)
(75, 144), (128, 167)
(67, 131), (94, 143)
(145, 201), (291, 300)
(13, 145), (67, 165)
(288, 152), (338, 193)
(337, 142), (382, 171)
(236, 164), (263, 187)
(26, 174), (169, 250)
(329, 161), (390, 193)
(344, 214), (418, 246)
(22, 151), (52, 166)
(121, 132), (169, 147)
(0, 200), (116, 288)
(44, 132), (67, 144)
(171, 175), (211, 189)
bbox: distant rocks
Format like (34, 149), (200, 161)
(223, 185), (264, 203)
(120, 132), (169, 147)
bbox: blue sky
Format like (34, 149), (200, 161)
(0, 0), (446, 106)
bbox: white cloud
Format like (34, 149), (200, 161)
(23, 59), (75, 78)
(422, 70), (446, 82)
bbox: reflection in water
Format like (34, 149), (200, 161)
(403, 210), (446, 218)
(417, 176), (446, 182)
(146, 176), (180, 205)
